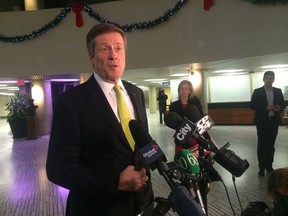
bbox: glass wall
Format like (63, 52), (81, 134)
(207, 71), (288, 103)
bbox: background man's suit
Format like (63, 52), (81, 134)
(46, 75), (153, 216)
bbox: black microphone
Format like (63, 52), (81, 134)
(129, 120), (175, 189)
(129, 120), (165, 171)
(185, 105), (219, 151)
(164, 112), (211, 150)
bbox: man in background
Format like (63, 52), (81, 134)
(157, 89), (168, 124)
(250, 71), (286, 177)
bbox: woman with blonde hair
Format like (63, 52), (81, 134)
(169, 80), (204, 152)
(169, 80), (203, 117)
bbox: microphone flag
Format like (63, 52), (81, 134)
(138, 140), (166, 168)
(174, 149), (200, 174)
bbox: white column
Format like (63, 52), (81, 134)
(31, 80), (53, 135)
(189, 69), (206, 113)
(148, 86), (157, 113)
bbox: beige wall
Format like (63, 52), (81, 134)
(0, 96), (10, 118)
(0, 0), (287, 79)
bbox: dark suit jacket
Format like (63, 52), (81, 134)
(250, 86), (286, 125)
(46, 75), (153, 216)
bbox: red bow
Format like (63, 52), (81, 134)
(204, 0), (214, 11)
(72, 3), (84, 27)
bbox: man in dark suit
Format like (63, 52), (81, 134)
(46, 24), (154, 216)
(157, 89), (168, 124)
(250, 71), (286, 177)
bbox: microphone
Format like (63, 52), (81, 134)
(165, 111), (250, 177)
(174, 149), (200, 176)
(164, 112), (211, 150)
(168, 186), (206, 216)
(185, 105), (219, 151)
(185, 105), (250, 177)
(129, 120), (175, 189)
(174, 149), (206, 214)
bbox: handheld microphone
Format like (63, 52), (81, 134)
(129, 120), (175, 189)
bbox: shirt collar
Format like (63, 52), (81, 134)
(264, 86), (273, 91)
(93, 72), (125, 94)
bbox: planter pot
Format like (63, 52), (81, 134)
(8, 118), (27, 139)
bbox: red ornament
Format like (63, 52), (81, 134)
(204, 0), (214, 11)
(72, 3), (84, 27)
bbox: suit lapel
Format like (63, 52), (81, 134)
(84, 76), (131, 150)
(260, 87), (268, 104)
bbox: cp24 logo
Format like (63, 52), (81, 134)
(196, 115), (214, 135)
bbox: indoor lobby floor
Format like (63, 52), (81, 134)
(0, 112), (287, 216)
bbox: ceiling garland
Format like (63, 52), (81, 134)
(0, 0), (188, 44)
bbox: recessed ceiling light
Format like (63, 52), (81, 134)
(170, 73), (187, 77)
(213, 69), (245, 73)
(220, 72), (249, 76)
(260, 64), (288, 69)
(144, 79), (167, 82)
(0, 87), (19, 90)
(0, 80), (18, 84)
(50, 79), (79, 82)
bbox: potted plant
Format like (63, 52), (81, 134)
(5, 93), (30, 139)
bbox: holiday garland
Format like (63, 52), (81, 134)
(243, 0), (288, 4)
(0, 0), (188, 43)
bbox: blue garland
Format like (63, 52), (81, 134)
(0, 0), (188, 43)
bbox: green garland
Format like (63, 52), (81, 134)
(0, 0), (187, 43)
(243, 0), (288, 4)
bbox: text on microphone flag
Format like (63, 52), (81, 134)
(138, 140), (165, 166)
(174, 149), (200, 174)
(195, 114), (214, 135)
(175, 121), (196, 143)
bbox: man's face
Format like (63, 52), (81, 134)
(90, 32), (126, 84)
(263, 75), (274, 88)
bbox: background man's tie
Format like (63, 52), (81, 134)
(114, 84), (135, 151)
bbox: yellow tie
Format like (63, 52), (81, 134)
(113, 84), (135, 151)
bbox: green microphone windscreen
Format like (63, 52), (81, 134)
(174, 149), (200, 174)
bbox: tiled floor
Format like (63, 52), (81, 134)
(0, 112), (287, 216)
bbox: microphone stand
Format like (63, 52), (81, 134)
(180, 172), (207, 215)
(197, 145), (210, 214)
